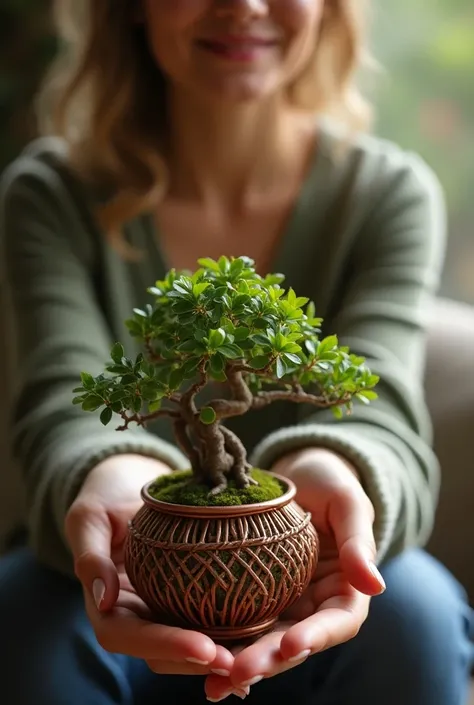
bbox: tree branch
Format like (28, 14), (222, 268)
(116, 407), (179, 431)
(208, 367), (253, 420)
(251, 389), (352, 410)
(181, 366), (208, 417)
(173, 418), (201, 473)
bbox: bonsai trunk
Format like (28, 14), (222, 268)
(176, 367), (255, 493)
(176, 417), (254, 494)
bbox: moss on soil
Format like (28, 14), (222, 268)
(149, 468), (285, 506)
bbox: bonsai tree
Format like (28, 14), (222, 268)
(73, 256), (378, 495)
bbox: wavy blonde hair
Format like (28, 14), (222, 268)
(37, 0), (373, 255)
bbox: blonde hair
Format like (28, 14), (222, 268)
(37, 0), (374, 254)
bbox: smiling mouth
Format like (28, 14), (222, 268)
(197, 37), (279, 62)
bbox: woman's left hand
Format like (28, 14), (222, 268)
(204, 448), (386, 701)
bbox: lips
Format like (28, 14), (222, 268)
(197, 35), (279, 61)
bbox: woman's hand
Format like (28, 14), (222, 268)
(65, 455), (235, 678)
(205, 448), (386, 701)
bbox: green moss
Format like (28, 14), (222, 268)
(149, 468), (285, 506)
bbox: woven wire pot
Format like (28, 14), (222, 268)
(124, 472), (319, 641)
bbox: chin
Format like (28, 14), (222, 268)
(202, 74), (282, 104)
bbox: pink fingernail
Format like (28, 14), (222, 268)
(369, 562), (386, 592)
(92, 579), (105, 609)
(234, 686), (250, 699)
(240, 675), (263, 687)
(186, 657), (210, 666)
(288, 648), (311, 663)
(211, 669), (231, 677)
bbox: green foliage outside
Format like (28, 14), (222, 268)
(371, 3), (474, 302)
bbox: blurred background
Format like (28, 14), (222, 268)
(0, 0), (473, 303)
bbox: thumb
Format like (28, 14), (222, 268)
(65, 502), (120, 612)
(328, 490), (386, 596)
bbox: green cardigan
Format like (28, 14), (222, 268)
(0, 123), (446, 576)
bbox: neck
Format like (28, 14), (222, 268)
(164, 91), (305, 210)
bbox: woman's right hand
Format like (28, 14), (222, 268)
(65, 454), (235, 678)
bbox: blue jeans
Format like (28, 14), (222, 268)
(0, 547), (472, 705)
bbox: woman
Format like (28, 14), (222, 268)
(0, 1), (472, 703)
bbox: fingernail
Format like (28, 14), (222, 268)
(234, 686), (250, 698)
(186, 657), (210, 666)
(369, 562), (386, 592)
(207, 691), (233, 702)
(288, 648), (311, 663)
(92, 579), (105, 609)
(211, 669), (231, 677)
(240, 674), (263, 687)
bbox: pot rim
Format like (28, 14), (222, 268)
(140, 470), (296, 518)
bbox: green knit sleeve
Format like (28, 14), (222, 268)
(0, 149), (187, 575)
(251, 151), (447, 562)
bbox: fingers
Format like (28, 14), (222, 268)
(280, 587), (370, 662)
(228, 625), (289, 688)
(65, 501), (120, 611)
(87, 605), (219, 663)
(148, 644), (234, 677)
(328, 487), (385, 595)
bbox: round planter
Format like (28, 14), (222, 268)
(124, 471), (319, 641)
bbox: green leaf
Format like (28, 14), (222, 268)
(100, 407), (113, 426)
(249, 355), (271, 370)
(319, 335), (338, 353)
(80, 372), (95, 390)
(177, 339), (200, 352)
(208, 328), (226, 348)
(169, 368), (185, 390)
(82, 395), (104, 411)
(106, 364), (129, 374)
(218, 255), (230, 274)
(141, 382), (163, 401)
(276, 357), (287, 379)
(210, 369), (227, 383)
(125, 319), (144, 337)
(193, 282), (210, 297)
(357, 390), (378, 401)
(172, 300), (195, 314)
(132, 396), (142, 413)
(197, 257), (220, 272)
(219, 344), (242, 359)
(72, 396), (86, 405)
(233, 326), (250, 342)
(200, 406), (217, 424)
(332, 406), (344, 419)
(210, 353), (225, 375)
(182, 357), (201, 376)
(148, 400), (162, 413)
(110, 390), (128, 403)
(283, 352), (302, 365)
(111, 342), (125, 364)
(229, 258), (245, 277)
(282, 342), (302, 353)
(133, 308), (148, 318)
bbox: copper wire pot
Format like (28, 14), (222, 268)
(124, 472), (318, 641)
